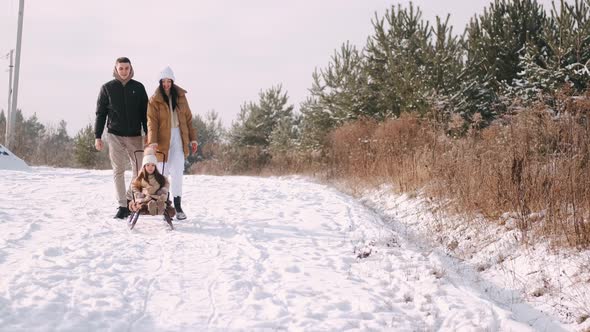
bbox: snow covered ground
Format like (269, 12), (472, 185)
(0, 167), (582, 331)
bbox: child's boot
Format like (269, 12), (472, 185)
(147, 200), (157, 215)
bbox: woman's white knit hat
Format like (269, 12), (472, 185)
(159, 66), (175, 81)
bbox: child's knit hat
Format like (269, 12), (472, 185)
(142, 147), (158, 167)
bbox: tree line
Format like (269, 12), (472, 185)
(203, 0), (590, 173)
(4, 0), (590, 173)
(0, 109), (223, 170)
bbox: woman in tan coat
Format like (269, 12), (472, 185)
(147, 66), (198, 220)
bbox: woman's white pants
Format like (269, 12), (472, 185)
(157, 127), (184, 198)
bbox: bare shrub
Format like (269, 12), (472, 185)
(191, 144), (269, 175)
(427, 93), (590, 247)
(370, 114), (434, 191)
(316, 90), (590, 247)
(325, 118), (379, 179)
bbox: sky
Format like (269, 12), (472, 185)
(0, 165), (580, 330)
(0, 0), (568, 136)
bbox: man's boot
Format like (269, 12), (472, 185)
(174, 196), (187, 220)
(114, 206), (130, 219)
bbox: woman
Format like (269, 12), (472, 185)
(147, 66), (198, 220)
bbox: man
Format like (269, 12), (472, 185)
(95, 57), (148, 219)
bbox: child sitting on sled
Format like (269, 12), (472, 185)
(129, 148), (170, 216)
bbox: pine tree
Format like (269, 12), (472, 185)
(11, 111), (46, 163)
(309, 42), (370, 123)
(230, 85), (294, 148)
(269, 115), (299, 155)
(362, 2), (465, 120)
(555, 0), (590, 91)
(364, 2), (433, 118)
(203, 110), (224, 145)
(507, 0), (590, 105)
(192, 114), (207, 147)
(301, 3), (463, 145)
(545, 1), (588, 91)
(299, 42), (370, 150)
(298, 98), (335, 150)
(424, 14), (464, 120)
(74, 124), (101, 168)
(428, 15), (464, 96)
(457, 0), (548, 122)
(38, 120), (74, 167)
(508, 42), (565, 102)
(185, 110), (225, 170)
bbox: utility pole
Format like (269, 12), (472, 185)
(8, 0), (25, 150)
(5, 50), (14, 147)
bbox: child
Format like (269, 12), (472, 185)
(129, 148), (170, 216)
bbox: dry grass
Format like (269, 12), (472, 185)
(320, 95), (590, 248)
(190, 144), (269, 175)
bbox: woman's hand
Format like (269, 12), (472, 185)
(191, 141), (198, 154)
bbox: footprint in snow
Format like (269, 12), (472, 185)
(285, 266), (300, 273)
(44, 247), (63, 257)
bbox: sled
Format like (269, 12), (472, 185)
(127, 149), (175, 231)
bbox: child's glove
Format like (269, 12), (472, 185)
(129, 201), (141, 212)
(137, 193), (151, 203)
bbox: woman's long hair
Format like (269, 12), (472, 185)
(158, 80), (178, 111)
(133, 164), (167, 191)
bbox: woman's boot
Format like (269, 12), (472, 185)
(174, 196), (187, 220)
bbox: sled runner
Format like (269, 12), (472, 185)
(127, 150), (175, 231)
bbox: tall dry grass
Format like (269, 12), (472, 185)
(190, 143), (270, 175)
(322, 94), (590, 248)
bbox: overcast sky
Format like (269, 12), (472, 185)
(0, 0), (566, 136)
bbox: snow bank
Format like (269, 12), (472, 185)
(358, 184), (590, 332)
(0, 144), (31, 172)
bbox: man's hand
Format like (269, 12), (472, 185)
(191, 142), (198, 154)
(95, 139), (104, 151)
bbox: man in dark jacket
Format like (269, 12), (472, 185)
(95, 57), (148, 219)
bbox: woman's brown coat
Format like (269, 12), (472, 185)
(147, 85), (197, 162)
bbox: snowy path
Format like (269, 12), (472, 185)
(0, 168), (566, 331)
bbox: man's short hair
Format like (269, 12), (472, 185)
(116, 57), (131, 64)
